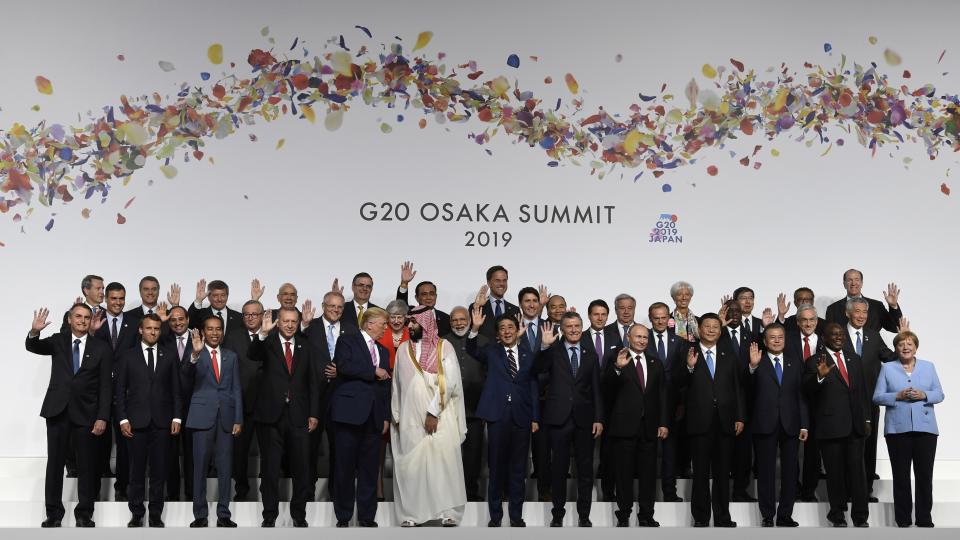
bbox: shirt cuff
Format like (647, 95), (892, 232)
(193, 300), (203, 309)
(817, 377), (825, 384)
(687, 366), (695, 373)
(398, 286), (408, 294)
(467, 330), (478, 339)
(749, 365), (758, 374)
(172, 418), (182, 424)
(120, 419), (129, 425)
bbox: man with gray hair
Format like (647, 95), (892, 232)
(605, 294), (637, 349)
(788, 304), (826, 502)
(825, 269), (903, 334)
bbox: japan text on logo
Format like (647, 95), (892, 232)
(650, 213), (682, 244)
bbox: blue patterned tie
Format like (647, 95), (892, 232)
(774, 356), (783, 385)
(327, 324), (336, 357)
(657, 333), (666, 363)
(569, 346), (579, 378)
(705, 349), (715, 379)
(72, 339), (81, 374)
(855, 331), (863, 356)
(494, 300), (503, 318)
(527, 322), (537, 350)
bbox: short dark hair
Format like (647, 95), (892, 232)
(843, 269), (864, 281)
(276, 306), (300, 320)
(138, 275), (159, 288)
(648, 301), (670, 317)
(352, 272), (373, 285)
(763, 322), (786, 335)
(588, 299), (609, 314)
(414, 281), (436, 296)
(517, 286), (539, 304)
(105, 281), (126, 294)
(494, 314), (518, 331)
(81, 274), (103, 291)
(207, 280), (229, 294)
(140, 313), (162, 326)
(733, 286), (754, 300)
(69, 303), (93, 316)
(699, 312), (721, 326)
(486, 265), (508, 281)
(202, 315), (224, 329)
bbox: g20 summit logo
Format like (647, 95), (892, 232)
(650, 213), (682, 244)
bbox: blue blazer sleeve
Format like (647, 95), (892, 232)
(873, 364), (897, 407)
(336, 337), (376, 382)
(925, 362), (945, 405)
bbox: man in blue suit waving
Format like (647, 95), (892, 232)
(182, 316), (242, 528)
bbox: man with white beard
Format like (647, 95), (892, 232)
(391, 305), (467, 526)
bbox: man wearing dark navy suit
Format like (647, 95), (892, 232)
(586, 299), (618, 501)
(516, 286), (551, 501)
(115, 314), (182, 527)
(159, 306), (194, 501)
(472, 266), (520, 339)
(329, 307), (392, 527)
(188, 279), (243, 337)
(28, 304), (111, 528)
(338, 273), (380, 330)
(824, 268), (903, 334)
(604, 293), (637, 349)
(718, 300), (756, 502)
(535, 312), (604, 527)
(123, 276), (163, 327)
(777, 288), (826, 335)
(61, 274), (104, 334)
(645, 301), (687, 502)
(467, 301), (539, 528)
(182, 316), (243, 528)
(746, 324), (808, 527)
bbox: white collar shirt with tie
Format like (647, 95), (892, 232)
(742, 315), (752, 334)
(141, 305), (157, 316)
(174, 332), (188, 359)
(801, 332), (819, 358)
(360, 330), (379, 367)
(71, 332), (88, 360)
(140, 341), (157, 371)
(846, 323), (864, 353)
(212, 308), (227, 335)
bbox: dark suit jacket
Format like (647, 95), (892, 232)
(114, 344), (183, 429)
(747, 350), (808, 436)
(302, 319), (355, 419)
(602, 351), (668, 439)
(802, 348), (871, 440)
(786, 328), (821, 362)
(782, 314), (825, 336)
(222, 330), (261, 414)
(604, 321), (630, 349)
(396, 287), (451, 337)
(675, 341), (746, 436)
(340, 301), (381, 330)
(719, 325), (753, 372)
(585, 327), (621, 370)
(247, 334), (320, 426)
(94, 312), (140, 355)
(60, 304), (104, 335)
(532, 340), (603, 428)
(842, 327), (896, 400)
(181, 347), (243, 431)
(328, 333), (391, 426)
(473, 298), (520, 340)
(466, 337), (539, 426)
(741, 315), (764, 342)
(825, 296), (902, 334)
(26, 333), (113, 426)
(187, 304), (244, 337)
(443, 332), (488, 418)
(646, 327), (687, 378)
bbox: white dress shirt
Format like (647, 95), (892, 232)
(360, 330), (380, 366)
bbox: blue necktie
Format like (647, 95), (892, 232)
(494, 300), (503, 318)
(327, 324), (336, 357)
(527, 323), (537, 350)
(569, 347), (579, 378)
(72, 339), (81, 374)
(705, 349), (715, 379)
(657, 333), (666, 363)
(774, 356), (783, 385)
(855, 331), (863, 356)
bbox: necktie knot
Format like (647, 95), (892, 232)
(73, 338), (81, 345)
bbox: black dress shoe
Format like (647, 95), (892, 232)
(715, 520), (737, 527)
(776, 518), (799, 527)
(358, 520), (378, 527)
(578, 518), (592, 527)
(693, 521), (709, 527)
(867, 496), (879, 503)
(148, 516), (165, 528)
(75, 517), (96, 528)
(872, 473), (880, 480)
(261, 519), (275, 527)
(616, 519), (629, 527)
(190, 518), (208, 528)
(761, 518), (774, 527)
(549, 517), (562, 527)
(830, 520), (848, 528)
(336, 521), (349, 528)
(731, 493), (758, 502)
(66, 469), (78, 478)
(897, 522), (911, 528)
(510, 519), (526, 527)
(854, 521), (869, 528)
(487, 520), (501, 527)
(40, 518), (61, 528)
(916, 522), (934, 528)
(128, 516), (144, 527)
(663, 494), (683, 502)
(216, 517), (237, 528)
(637, 518), (660, 527)
(292, 518), (308, 528)
(467, 495), (483, 502)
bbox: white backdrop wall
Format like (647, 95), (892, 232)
(1, 0), (957, 458)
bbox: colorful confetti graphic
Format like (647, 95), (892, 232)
(2, 29), (959, 228)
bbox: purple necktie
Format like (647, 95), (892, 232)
(594, 331), (602, 361)
(368, 339), (378, 367)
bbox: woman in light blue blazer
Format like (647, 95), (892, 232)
(873, 330), (944, 528)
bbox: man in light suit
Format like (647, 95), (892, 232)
(746, 324), (808, 527)
(115, 314), (182, 527)
(395, 261), (452, 337)
(329, 307), (392, 527)
(824, 269), (903, 334)
(182, 316), (243, 528)
(466, 301), (540, 528)
(27, 305), (111, 528)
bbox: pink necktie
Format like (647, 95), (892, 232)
(368, 339), (378, 367)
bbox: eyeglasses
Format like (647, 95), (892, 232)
(242, 312), (264, 318)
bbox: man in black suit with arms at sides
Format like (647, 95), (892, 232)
(249, 307), (321, 527)
(535, 312), (604, 527)
(645, 301), (687, 502)
(604, 323), (669, 527)
(27, 304), (111, 528)
(222, 300), (264, 501)
(395, 261), (451, 337)
(746, 323), (808, 527)
(803, 322), (872, 527)
(824, 268), (903, 334)
(585, 299), (618, 501)
(188, 279), (243, 337)
(675, 312), (745, 528)
(472, 266), (520, 339)
(114, 314), (182, 527)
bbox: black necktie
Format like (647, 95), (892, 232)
(111, 317), (119, 349)
(730, 328), (740, 356)
(506, 348), (518, 380)
(250, 333), (257, 342)
(146, 347), (155, 373)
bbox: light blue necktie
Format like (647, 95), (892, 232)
(494, 300), (503, 318)
(326, 324), (336, 357)
(569, 346), (579, 377)
(855, 331), (863, 356)
(774, 356), (783, 385)
(72, 339), (81, 374)
(527, 322), (537, 350)
(705, 349), (715, 379)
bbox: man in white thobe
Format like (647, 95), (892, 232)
(391, 305), (467, 526)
